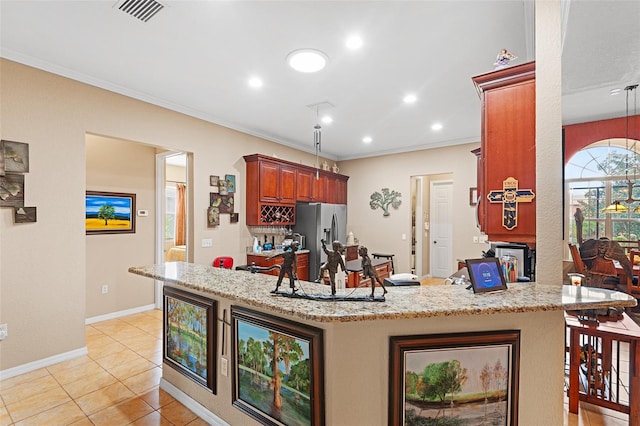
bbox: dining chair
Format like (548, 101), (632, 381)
(568, 244), (586, 274)
(576, 239), (627, 291)
(627, 250), (640, 295)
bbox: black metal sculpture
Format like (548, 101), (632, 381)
(359, 245), (388, 297)
(316, 239), (346, 295)
(267, 241), (299, 293)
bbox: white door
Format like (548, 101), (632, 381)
(430, 180), (453, 278)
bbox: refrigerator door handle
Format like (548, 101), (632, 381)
(331, 214), (337, 242)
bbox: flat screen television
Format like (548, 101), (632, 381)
(465, 258), (508, 293)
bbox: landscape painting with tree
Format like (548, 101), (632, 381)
(231, 307), (324, 426)
(164, 287), (216, 392)
(85, 191), (136, 234)
(389, 330), (520, 426)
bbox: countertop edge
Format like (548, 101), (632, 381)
(129, 263), (637, 323)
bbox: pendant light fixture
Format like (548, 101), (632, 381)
(314, 107), (322, 179)
(603, 84), (639, 213)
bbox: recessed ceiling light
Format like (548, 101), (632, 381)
(287, 49), (328, 73)
(431, 123), (443, 131)
(248, 77), (263, 88)
(403, 94), (417, 104)
(345, 35), (363, 50)
(363, 136), (373, 144)
(321, 115), (333, 124)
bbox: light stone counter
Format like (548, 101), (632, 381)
(129, 261), (637, 323)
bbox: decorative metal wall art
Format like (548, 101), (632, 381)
(370, 188), (402, 217)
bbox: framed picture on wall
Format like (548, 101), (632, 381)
(164, 287), (217, 393)
(85, 191), (136, 234)
(0, 174), (24, 207)
(469, 187), (478, 206)
(14, 206), (37, 223)
(1, 140), (29, 173)
(225, 174), (236, 193)
(389, 330), (520, 426)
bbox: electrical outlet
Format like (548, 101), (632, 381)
(473, 236), (479, 243)
(221, 357), (228, 376)
(0, 324), (8, 340)
(202, 238), (213, 247)
(102, 285), (109, 294)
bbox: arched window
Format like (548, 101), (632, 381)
(566, 139), (640, 244)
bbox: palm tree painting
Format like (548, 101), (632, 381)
(86, 191), (136, 234)
(233, 308), (324, 426)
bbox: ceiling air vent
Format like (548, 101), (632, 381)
(116, 0), (164, 22)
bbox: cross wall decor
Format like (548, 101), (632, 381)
(486, 176), (535, 230)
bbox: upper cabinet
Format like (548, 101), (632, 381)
(244, 154), (349, 226)
(471, 62), (536, 245)
(296, 167), (323, 202)
(258, 158), (297, 204)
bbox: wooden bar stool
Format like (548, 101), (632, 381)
(371, 253), (395, 274)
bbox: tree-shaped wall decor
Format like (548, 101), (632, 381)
(370, 188), (401, 217)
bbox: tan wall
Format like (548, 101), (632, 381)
(0, 59), (327, 371)
(85, 135), (156, 319)
(340, 143), (483, 276)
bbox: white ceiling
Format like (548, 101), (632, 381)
(1, 0), (639, 160)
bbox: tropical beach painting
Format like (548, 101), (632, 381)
(85, 191), (136, 234)
(390, 330), (520, 426)
(232, 307), (324, 426)
(164, 287), (216, 392)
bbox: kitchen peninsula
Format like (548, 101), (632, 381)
(129, 262), (636, 425)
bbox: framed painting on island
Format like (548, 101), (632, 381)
(389, 330), (520, 426)
(164, 287), (217, 393)
(231, 306), (325, 426)
(85, 191), (136, 234)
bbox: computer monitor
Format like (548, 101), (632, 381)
(465, 258), (508, 293)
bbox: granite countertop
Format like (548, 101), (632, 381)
(129, 262), (637, 323)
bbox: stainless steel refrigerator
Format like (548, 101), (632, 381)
(294, 202), (347, 281)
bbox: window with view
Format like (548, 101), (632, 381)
(566, 143), (640, 244)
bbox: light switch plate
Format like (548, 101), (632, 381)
(221, 357), (228, 376)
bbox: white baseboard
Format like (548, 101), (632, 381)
(160, 378), (229, 426)
(0, 347), (88, 381)
(85, 304), (157, 324)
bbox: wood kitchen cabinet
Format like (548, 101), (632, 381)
(244, 154), (349, 225)
(471, 61), (536, 245)
(323, 173), (348, 204)
(246, 251), (309, 282)
(257, 158), (296, 204)
(296, 168), (323, 202)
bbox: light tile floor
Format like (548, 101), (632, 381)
(0, 308), (633, 425)
(0, 309), (208, 426)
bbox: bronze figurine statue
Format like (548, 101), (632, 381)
(359, 245), (388, 297)
(267, 241), (299, 293)
(316, 239), (346, 295)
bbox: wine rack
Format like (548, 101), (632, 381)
(259, 204), (295, 225)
